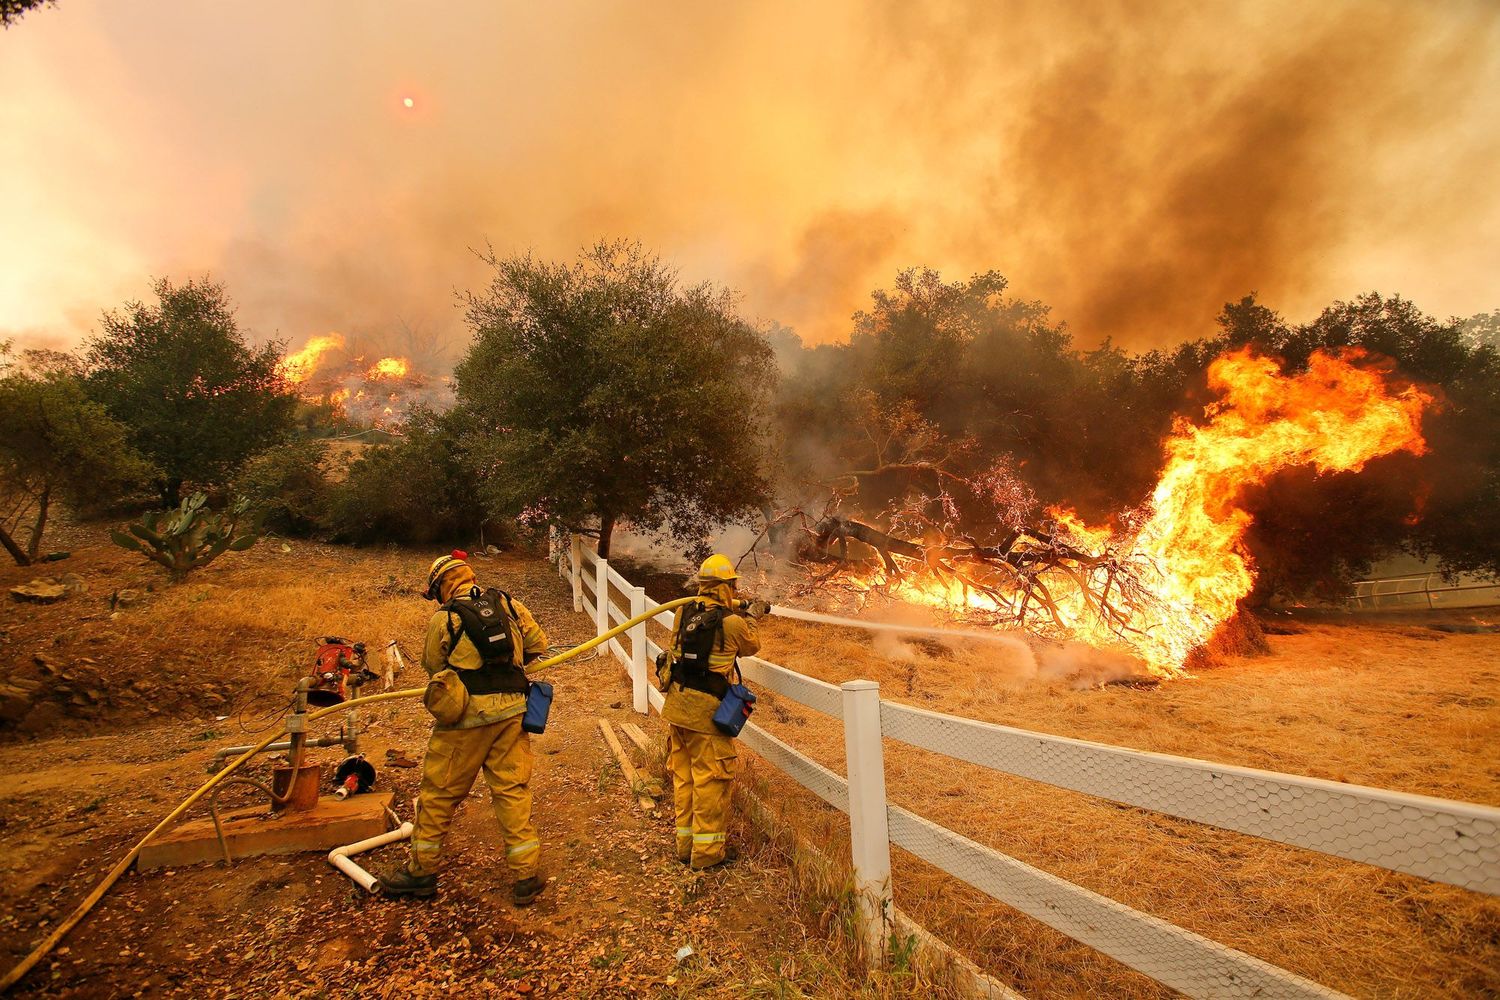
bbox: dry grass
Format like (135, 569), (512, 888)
(740, 613), (1500, 999)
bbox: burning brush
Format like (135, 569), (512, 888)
(278, 332), (452, 428)
(783, 349), (1430, 678)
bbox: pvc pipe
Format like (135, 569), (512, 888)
(327, 822), (414, 894)
(770, 604), (1034, 647)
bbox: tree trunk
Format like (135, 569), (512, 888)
(25, 485), (50, 561)
(0, 523), (30, 566)
(159, 478), (183, 508)
(597, 512), (616, 559)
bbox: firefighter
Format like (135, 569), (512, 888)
(658, 554), (762, 869)
(379, 551), (551, 906)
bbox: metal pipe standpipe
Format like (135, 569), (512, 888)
(206, 734), (347, 773)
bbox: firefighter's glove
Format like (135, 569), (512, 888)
(743, 600), (771, 619)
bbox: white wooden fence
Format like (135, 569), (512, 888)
(553, 535), (1500, 1000)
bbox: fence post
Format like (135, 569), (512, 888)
(595, 556), (609, 639)
(629, 586), (649, 715)
(569, 535), (583, 613)
(841, 679), (892, 964)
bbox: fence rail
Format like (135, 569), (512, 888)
(551, 533), (1498, 999)
(1350, 572), (1500, 610)
(878, 700), (1500, 893)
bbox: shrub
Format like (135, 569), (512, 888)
(323, 407), (481, 545)
(233, 440), (331, 536)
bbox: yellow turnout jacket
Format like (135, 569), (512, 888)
(660, 581), (760, 734)
(422, 589), (549, 729)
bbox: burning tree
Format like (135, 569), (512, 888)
(769, 349), (1431, 678)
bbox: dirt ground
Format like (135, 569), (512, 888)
(0, 532), (897, 999)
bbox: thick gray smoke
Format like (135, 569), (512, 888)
(2, 1), (1497, 358)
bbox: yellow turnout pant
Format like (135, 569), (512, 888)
(409, 715), (540, 879)
(667, 724), (738, 868)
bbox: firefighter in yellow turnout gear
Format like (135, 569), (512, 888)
(379, 552), (551, 906)
(658, 554), (761, 869)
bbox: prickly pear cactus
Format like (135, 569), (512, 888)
(111, 493), (261, 581)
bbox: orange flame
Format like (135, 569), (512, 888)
(279, 333), (345, 384)
(866, 350), (1431, 676)
(1127, 349), (1429, 670)
(366, 357), (410, 380)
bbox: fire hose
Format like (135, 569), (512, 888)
(0, 596), (697, 993)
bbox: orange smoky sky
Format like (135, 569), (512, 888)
(2, 0), (1497, 360)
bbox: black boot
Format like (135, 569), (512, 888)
(378, 865), (437, 899)
(692, 844), (739, 872)
(512, 875), (545, 907)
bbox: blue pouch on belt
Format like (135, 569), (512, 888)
(712, 665), (756, 737)
(522, 680), (554, 734)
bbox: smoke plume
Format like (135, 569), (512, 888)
(3, 0), (1497, 357)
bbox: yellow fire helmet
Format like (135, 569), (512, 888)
(696, 553), (739, 583)
(424, 549), (469, 600)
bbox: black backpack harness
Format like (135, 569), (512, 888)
(443, 587), (529, 695)
(671, 602), (740, 699)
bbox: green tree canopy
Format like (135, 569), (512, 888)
(0, 347), (155, 564)
(456, 240), (776, 557)
(85, 277), (296, 506)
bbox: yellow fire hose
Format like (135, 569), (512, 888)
(0, 596), (694, 993)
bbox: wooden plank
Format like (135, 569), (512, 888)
(597, 719), (657, 813)
(620, 721), (654, 758)
(137, 792), (396, 870)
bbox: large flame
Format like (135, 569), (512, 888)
(1125, 349), (1429, 669)
(863, 349), (1431, 676)
(278, 338), (449, 428)
(279, 333), (345, 384)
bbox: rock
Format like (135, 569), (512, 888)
(10, 579), (67, 603)
(113, 589), (143, 608)
(18, 702), (64, 735)
(61, 573), (88, 596)
(0, 683), (39, 725)
(33, 654), (60, 677)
